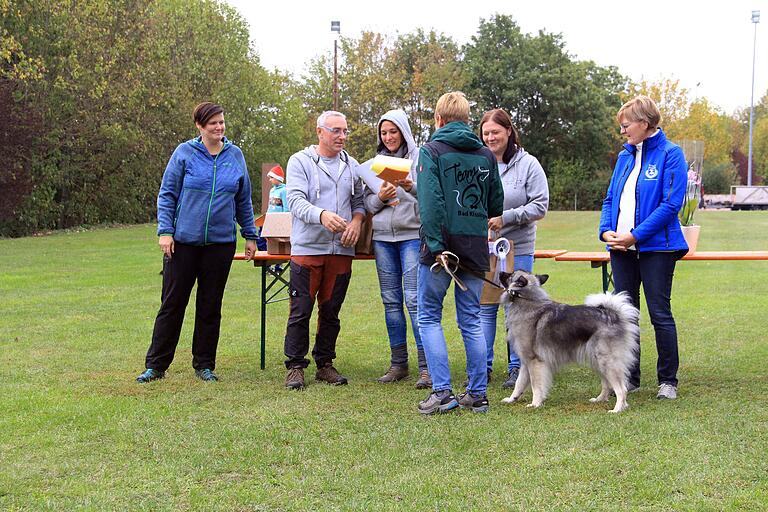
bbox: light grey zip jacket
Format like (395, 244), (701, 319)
(496, 148), (549, 256)
(286, 145), (365, 256)
(361, 109), (421, 242)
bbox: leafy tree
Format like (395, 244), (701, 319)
(463, 15), (626, 171)
(0, 0), (302, 235)
(702, 161), (739, 194)
(666, 99), (738, 168)
(628, 79), (691, 126)
(548, 158), (610, 211)
(298, 29), (465, 162)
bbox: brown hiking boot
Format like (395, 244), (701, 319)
(315, 363), (348, 385)
(285, 367), (305, 390)
(415, 369), (432, 389)
(377, 366), (409, 383)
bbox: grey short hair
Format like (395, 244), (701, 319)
(317, 111), (346, 127)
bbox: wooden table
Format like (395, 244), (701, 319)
(555, 250), (768, 292)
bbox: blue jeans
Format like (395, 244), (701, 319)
(373, 240), (422, 355)
(417, 263), (487, 394)
(479, 254), (534, 373)
(610, 249), (685, 387)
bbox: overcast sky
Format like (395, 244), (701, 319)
(225, 0), (766, 115)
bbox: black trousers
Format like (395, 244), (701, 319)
(610, 249), (685, 387)
(145, 242), (236, 371)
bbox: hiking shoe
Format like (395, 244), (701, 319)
(195, 368), (219, 382)
(377, 366), (409, 383)
(457, 392), (490, 413)
(418, 389), (459, 415)
(502, 368), (520, 389)
(136, 368), (165, 383)
(415, 369), (432, 389)
(657, 383), (678, 400)
(315, 363), (348, 385)
(285, 367), (305, 390)
(462, 370), (492, 388)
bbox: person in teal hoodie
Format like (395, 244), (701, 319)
(416, 92), (504, 415)
(136, 102), (258, 384)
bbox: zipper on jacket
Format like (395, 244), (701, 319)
(633, 148), (644, 250)
(204, 152), (220, 245)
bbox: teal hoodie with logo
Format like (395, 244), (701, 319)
(417, 121), (504, 272)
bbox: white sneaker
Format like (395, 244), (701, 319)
(657, 383), (678, 400)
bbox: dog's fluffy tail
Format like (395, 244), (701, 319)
(585, 292), (640, 384)
(585, 292), (639, 324)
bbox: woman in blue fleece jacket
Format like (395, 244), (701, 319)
(136, 102), (258, 384)
(599, 96), (688, 400)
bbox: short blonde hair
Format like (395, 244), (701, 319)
(617, 95), (662, 129)
(435, 91), (470, 123)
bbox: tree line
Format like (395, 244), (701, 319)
(2, 0), (765, 236)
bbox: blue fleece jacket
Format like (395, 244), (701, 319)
(599, 129), (688, 252)
(157, 136), (257, 245)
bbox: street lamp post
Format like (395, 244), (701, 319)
(331, 21), (340, 111)
(748, 10), (760, 187)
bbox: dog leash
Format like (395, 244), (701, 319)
(429, 251), (505, 291)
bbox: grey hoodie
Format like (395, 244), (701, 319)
(286, 145), (365, 256)
(496, 148), (549, 256)
(361, 109), (421, 242)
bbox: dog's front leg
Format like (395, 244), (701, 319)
(525, 360), (550, 408)
(502, 364), (530, 404)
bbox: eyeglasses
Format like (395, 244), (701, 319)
(320, 125), (351, 136)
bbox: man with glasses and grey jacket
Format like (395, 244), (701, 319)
(283, 111), (365, 390)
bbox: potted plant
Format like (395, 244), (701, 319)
(678, 140), (703, 253)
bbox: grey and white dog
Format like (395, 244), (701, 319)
(499, 270), (639, 413)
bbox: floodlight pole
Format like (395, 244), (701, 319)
(748, 10), (760, 186)
(331, 21), (340, 111)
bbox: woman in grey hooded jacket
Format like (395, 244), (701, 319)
(479, 108), (549, 389)
(361, 109), (430, 388)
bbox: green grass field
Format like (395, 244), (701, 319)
(1, 211), (767, 511)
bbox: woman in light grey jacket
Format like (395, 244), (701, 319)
(362, 109), (430, 388)
(479, 108), (549, 389)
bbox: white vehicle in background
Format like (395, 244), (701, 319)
(731, 186), (768, 210)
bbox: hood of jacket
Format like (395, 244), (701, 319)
(430, 121), (483, 151)
(506, 147), (529, 168)
(377, 109), (418, 158)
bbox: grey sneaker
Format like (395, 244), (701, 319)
(457, 391), (489, 413)
(657, 383), (678, 400)
(377, 366), (409, 383)
(502, 368), (520, 389)
(418, 389), (459, 415)
(415, 369), (432, 389)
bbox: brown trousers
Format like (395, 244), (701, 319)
(283, 255), (353, 369)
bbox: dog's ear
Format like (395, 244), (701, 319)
(536, 274), (549, 286)
(499, 271), (514, 288)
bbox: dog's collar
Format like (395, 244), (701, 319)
(508, 290), (536, 302)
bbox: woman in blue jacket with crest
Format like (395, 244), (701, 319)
(136, 102), (258, 383)
(599, 95), (688, 400)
